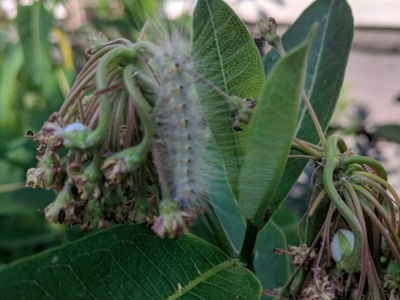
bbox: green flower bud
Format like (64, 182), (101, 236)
(256, 18), (281, 47)
(61, 123), (92, 150)
(330, 228), (354, 262)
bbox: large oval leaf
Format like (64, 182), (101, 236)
(192, 0), (264, 199)
(263, 0), (354, 216)
(239, 27), (315, 226)
(0, 224), (261, 299)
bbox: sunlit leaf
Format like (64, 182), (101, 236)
(192, 0), (264, 199)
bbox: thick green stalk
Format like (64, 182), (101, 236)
(238, 221), (259, 272)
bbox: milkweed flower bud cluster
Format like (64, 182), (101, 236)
(26, 33), (253, 238)
(27, 38), (158, 231)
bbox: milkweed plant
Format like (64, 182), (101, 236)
(2, 0), (399, 299)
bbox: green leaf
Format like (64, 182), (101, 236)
(239, 26), (316, 226)
(192, 0), (264, 199)
(371, 124), (400, 144)
(123, 0), (161, 28)
(0, 214), (65, 264)
(0, 224), (262, 299)
(16, 2), (52, 86)
(263, 0), (354, 216)
(255, 220), (291, 295)
(0, 45), (24, 143)
(211, 178), (246, 249)
(0, 187), (54, 216)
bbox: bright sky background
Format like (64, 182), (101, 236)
(163, 0), (400, 28)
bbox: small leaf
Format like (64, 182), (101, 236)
(0, 224), (262, 299)
(262, 0), (354, 216)
(192, 0), (264, 199)
(239, 26), (315, 226)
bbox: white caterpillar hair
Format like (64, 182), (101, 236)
(152, 35), (212, 213)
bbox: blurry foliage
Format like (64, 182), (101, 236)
(0, 0), (162, 265)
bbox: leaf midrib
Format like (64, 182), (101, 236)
(167, 259), (240, 300)
(205, 0), (229, 93)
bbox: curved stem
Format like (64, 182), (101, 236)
(353, 184), (383, 271)
(291, 137), (322, 159)
(344, 163), (364, 175)
(352, 177), (396, 227)
(351, 174), (400, 236)
(62, 46), (136, 150)
(59, 44), (120, 117)
(323, 135), (363, 273)
(84, 47), (135, 148)
(288, 154), (317, 160)
(105, 64), (153, 163)
(343, 180), (372, 300)
(344, 156), (387, 181)
(110, 89), (128, 150)
(359, 200), (400, 266)
(352, 183), (400, 249)
(352, 172), (399, 207)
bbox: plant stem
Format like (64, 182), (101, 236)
(204, 201), (238, 259)
(301, 91), (327, 149)
(291, 137), (322, 159)
(344, 156), (387, 180)
(238, 221), (259, 272)
(323, 135), (363, 273)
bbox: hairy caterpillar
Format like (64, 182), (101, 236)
(153, 39), (210, 213)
